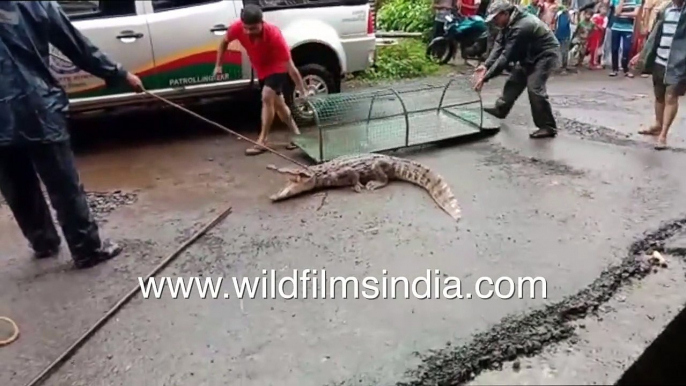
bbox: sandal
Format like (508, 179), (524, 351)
(245, 145), (267, 156)
(285, 142), (297, 150)
(529, 128), (557, 138)
(655, 137), (668, 150)
(638, 126), (661, 136)
(625, 72), (634, 78)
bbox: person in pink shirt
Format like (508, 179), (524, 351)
(540, 0), (560, 30)
(588, 5), (608, 69)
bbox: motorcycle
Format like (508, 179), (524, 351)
(426, 12), (490, 65)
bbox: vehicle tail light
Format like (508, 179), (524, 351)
(367, 5), (375, 34)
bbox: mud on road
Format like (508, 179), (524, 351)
(2, 72), (686, 386)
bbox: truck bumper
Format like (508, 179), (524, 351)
(340, 35), (376, 74)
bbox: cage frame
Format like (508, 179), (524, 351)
(296, 77), (494, 163)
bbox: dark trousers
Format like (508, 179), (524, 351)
(0, 142), (101, 259)
(491, 54), (559, 131)
(611, 29), (633, 73)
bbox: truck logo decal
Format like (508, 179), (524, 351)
(49, 45), (82, 75)
(169, 73), (233, 87)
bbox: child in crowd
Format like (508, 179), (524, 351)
(572, 9), (594, 66)
(555, 5), (573, 73)
(541, 0), (560, 29)
(588, 5), (608, 68)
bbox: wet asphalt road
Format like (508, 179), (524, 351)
(2, 71), (686, 386)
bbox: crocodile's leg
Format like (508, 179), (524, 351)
(350, 172), (364, 193)
(365, 162), (390, 191)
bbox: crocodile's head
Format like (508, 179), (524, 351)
(267, 165), (317, 201)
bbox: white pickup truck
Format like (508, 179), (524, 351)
(52, 0), (376, 122)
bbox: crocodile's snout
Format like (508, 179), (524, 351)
(270, 178), (316, 201)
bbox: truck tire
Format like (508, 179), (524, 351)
(285, 63), (337, 127)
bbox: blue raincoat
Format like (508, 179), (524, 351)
(0, 1), (128, 145)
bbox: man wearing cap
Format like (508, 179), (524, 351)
(473, 0), (561, 138)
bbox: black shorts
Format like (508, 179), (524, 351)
(259, 72), (289, 95)
(653, 64), (686, 101)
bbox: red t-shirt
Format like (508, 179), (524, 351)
(460, 0), (477, 16)
(225, 21), (290, 80)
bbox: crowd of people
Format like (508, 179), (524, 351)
(443, 0), (684, 149)
(438, 0), (673, 76)
(525, 0), (673, 77)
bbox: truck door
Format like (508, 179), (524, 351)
(143, 0), (245, 92)
(52, 1), (155, 101)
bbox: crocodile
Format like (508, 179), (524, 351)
(267, 154), (461, 221)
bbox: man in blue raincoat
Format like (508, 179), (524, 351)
(0, 1), (144, 269)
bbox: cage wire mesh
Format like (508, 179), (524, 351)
(292, 77), (498, 163)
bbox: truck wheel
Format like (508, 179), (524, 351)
(285, 63), (337, 126)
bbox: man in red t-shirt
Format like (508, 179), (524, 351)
(214, 5), (308, 156)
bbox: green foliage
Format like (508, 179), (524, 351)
(377, 0), (433, 33)
(360, 39), (440, 80)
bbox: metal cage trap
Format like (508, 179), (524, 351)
(291, 77), (500, 163)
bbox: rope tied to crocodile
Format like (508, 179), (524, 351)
(143, 91), (311, 170)
(49, 50), (308, 169)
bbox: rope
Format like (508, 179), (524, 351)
(24, 206), (233, 386)
(0, 316), (19, 346)
(142, 91), (311, 170)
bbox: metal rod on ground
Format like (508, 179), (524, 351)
(142, 90), (310, 169)
(24, 206), (233, 386)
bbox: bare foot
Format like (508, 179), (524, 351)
(655, 135), (667, 150)
(638, 125), (661, 136)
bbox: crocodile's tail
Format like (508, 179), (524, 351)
(391, 157), (461, 221)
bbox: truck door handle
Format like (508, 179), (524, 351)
(116, 31), (144, 43)
(210, 24), (227, 35)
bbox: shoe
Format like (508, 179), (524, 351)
(483, 106), (506, 119)
(529, 128), (557, 138)
(33, 245), (60, 259)
(73, 239), (122, 269)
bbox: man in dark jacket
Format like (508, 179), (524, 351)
(0, 1), (143, 269)
(473, 0), (561, 138)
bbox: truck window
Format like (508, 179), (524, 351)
(151, 0), (222, 12)
(57, 1), (136, 20)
